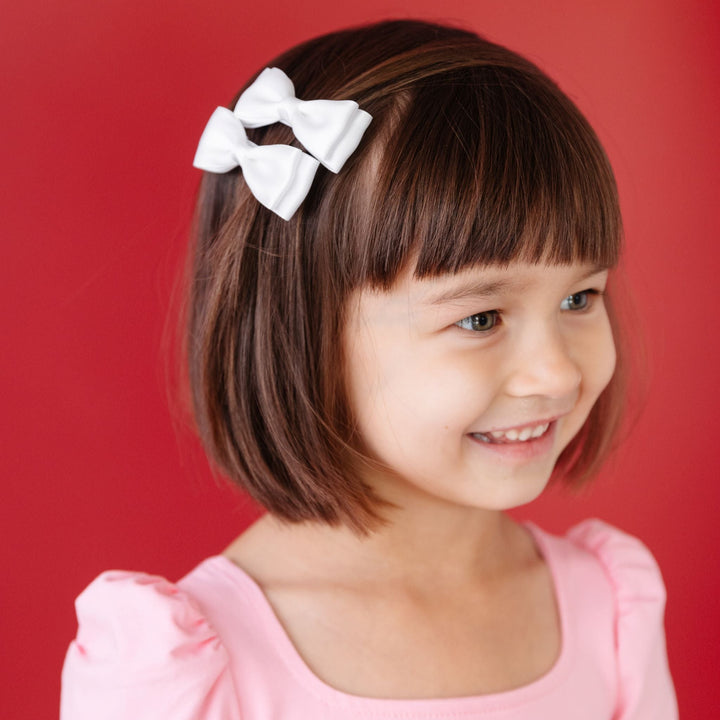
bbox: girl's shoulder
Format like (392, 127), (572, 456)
(529, 518), (676, 719)
(532, 517), (667, 602)
(530, 518), (668, 645)
(60, 558), (245, 720)
(566, 518), (667, 597)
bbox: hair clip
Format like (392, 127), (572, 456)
(234, 67), (372, 173)
(193, 67), (372, 220)
(193, 107), (319, 221)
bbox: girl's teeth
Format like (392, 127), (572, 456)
(477, 422), (550, 444)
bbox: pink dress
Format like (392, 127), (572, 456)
(60, 519), (678, 719)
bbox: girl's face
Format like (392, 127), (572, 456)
(344, 261), (616, 511)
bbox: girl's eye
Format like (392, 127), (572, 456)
(560, 290), (597, 311)
(455, 311), (499, 332)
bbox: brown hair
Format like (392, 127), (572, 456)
(185, 19), (624, 533)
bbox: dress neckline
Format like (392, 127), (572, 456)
(202, 522), (572, 715)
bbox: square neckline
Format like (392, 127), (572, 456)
(201, 521), (572, 715)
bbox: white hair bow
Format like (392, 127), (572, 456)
(234, 67), (372, 173)
(193, 67), (372, 220)
(193, 107), (319, 221)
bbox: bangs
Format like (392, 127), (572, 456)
(358, 65), (622, 286)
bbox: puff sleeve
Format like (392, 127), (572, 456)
(568, 520), (678, 720)
(60, 571), (242, 720)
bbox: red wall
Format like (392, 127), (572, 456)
(2, 0), (718, 717)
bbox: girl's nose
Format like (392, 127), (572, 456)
(504, 329), (582, 400)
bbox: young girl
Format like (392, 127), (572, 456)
(61, 19), (677, 719)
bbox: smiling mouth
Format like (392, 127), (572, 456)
(472, 421), (552, 444)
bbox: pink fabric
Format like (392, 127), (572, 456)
(61, 519), (678, 719)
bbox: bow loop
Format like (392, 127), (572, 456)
(193, 107), (319, 221)
(234, 67), (372, 173)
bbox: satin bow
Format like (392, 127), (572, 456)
(233, 67), (372, 173)
(193, 107), (319, 221)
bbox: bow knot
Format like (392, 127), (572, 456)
(275, 95), (302, 126)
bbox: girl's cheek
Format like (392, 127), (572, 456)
(587, 322), (617, 397)
(603, 341), (617, 389)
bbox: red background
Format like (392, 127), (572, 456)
(2, 0), (718, 717)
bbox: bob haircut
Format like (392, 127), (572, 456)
(186, 19), (624, 534)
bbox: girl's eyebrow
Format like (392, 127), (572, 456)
(423, 279), (517, 306)
(422, 264), (609, 307)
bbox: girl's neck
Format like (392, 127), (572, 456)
(227, 501), (535, 593)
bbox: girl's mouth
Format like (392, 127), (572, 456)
(471, 421), (552, 445)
